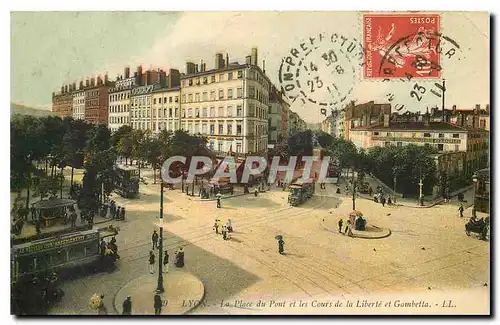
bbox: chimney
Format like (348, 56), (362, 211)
(124, 66), (130, 78)
(86, 79), (90, 87)
(195, 64), (199, 73)
(226, 53), (229, 67)
(424, 108), (430, 126)
(91, 77), (95, 87)
(104, 73), (108, 84)
(168, 69), (181, 87)
(145, 71), (151, 85)
(263, 60), (266, 74)
(200, 60), (205, 72)
(137, 65), (143, 76)
(245, 55), (252, 65)
(79, 80), (84, 89)
(251, 47), (258, 66)
(215, 53), (224, 69)
(72, 82), (76, 91)
(65, 85), (69, 93)
(97, 75), (103, 85)
(383, 113), (390, 127)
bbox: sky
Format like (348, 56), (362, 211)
(11, 11), (489, 123)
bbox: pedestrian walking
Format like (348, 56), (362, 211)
(216, 195), (221, 208)
(154, 291), (162, 315)
(227, 219), (233, 232)
(152, 230), (159, 249)
(344, 220), (351, 235)
(163, 251), (169, 273)
(459, 204), (464, 218)
(387, 196), (392, 206)
(35, 217), (41, 235)
(338, 218), (343, 233)
(213, 219), (220, 235)
(175, 247), (185, 268)
(122, 296), (132, 315)
(278, 237), (285, 255)
(100, 239), (107, 256)
(149, 251), (155, 274)
(222, 225), (228, 240)
(97, 295), (108, 315)
(120, 207), (126, 221)
(381, 196), (386, 207)
(254, 188), (259, 197)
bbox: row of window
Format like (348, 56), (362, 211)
(384, 141), (461, 152)
(85, 99), (100, 107)
(374, 131), (463, 139)
(153, 96), (179, 105)
(73, 99), (85, 105)
(110, 92), (131, 102)
(208, 140), (243, 154)
(86, 90), (99, 97)
(110, 104), (130, 113)
(182, 70), (244, 88)
(181, 123), (243, 136)
(109, 116), (130, 124)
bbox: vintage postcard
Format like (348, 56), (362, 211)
(10, 11), (490, 316)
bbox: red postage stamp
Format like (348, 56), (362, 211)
(363, 13), (441, 79)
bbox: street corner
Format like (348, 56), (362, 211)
(113, 270), (205, 315)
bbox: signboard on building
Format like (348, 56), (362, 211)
(15, 231), (99, 256)
(371, 136), (461, 144)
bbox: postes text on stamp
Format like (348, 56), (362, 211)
(363, 13), (440, 79)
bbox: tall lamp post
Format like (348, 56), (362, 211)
(156, 182), (164, 293)
(472, 173), (478, 216)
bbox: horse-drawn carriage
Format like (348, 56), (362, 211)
(465, 216), (489, 240)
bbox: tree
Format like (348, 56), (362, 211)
(367, 144), (437, 196)
(82, 125), (117, 214)
(142, 137), (162, 184)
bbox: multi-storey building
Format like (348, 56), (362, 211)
(72, 82), (86, 120)
(281, 97), (289, 141)
(84, 74), (113, 125)
(179, 49), (270, 155)
(430, 104), (490, 131)
(344, 101), (391, 141)
(52, 84), (73, 118)
(268, 86), (287, 147)
(350, 111), (489, 177)
(152, 86), (181, 134)
(108, 67), (138, 132)
(288, 110), (307, 135)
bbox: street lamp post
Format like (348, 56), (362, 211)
(156, 182), (165, 293)
(472, 173), (478, 216)
(352, 180), (356, 210)
(418, 178), (424, 206)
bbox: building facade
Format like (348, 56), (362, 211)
(350, 112), (489, 178)
(179, 49), (270, 155)
(72, 84), (85, 120)
(108, 67), (138, 132)
(151, 86), (181, 134)
(52, 85), (73, 119)
(84, 75), (112, 125)
(430, 104), (490, 131)
(268, 86), (286, 147)
(344, 101), (391, 141)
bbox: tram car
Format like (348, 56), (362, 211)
(114, 165), (140, 198)
(288, 179), (315, 206)
(11, 225), (120, 285)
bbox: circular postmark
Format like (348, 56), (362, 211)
(279, 33), (365, 115)
(379, 31), (463, 112)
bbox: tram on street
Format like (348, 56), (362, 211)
(288, 179), (315, 206)
(11, 225), (120, 285)
(114, 165), (140, 198)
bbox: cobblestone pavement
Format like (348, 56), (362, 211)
(47, 168), (489, 315)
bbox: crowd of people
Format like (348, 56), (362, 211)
(213, 219), (233, 240)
